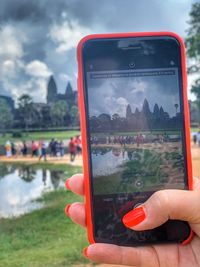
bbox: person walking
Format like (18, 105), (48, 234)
(68, 137), (76, 162)
(49, 139), (55, 157)
(39, 141), (47, 161)
(60, 140), (65, 157)
(75, 135), (82, 156)
(197, 131), (200, 147)
(193, 133), (197, 145)
(11, 142), (16, 157)
(31, 141), (38, 157)
(22, 141), (28, 156)
(5, 141), (12, 157)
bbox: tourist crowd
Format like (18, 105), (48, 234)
(4, 135), (82, 162)
(91, 133), (169, 147)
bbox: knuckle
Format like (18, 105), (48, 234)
(150, 190), (170, 212)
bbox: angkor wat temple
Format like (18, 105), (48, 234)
(0, 76), (77, 129)
(47, 75), (77, 107)
(89, 99), (182, 132)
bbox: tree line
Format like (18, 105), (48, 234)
(90, 99), (181, 133)
(0, 94), (79, 133)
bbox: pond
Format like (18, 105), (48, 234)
(0, 164), (66, 218)
(91, 144), (185, 195)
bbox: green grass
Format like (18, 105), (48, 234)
(0, 163), (88, 267)
(191, 127), (199, 133)
(3, 161), (82, 174)
(0, 130), (80, 145)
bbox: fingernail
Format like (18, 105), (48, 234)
(65, 204), (71, 216)
(65, 179), (71, 190)
(122, 206), (146, 228)
(83, 247), (89, 258)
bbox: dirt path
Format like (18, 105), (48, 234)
(1, 144), (198, 178)
(191, 144), (200, 179)
(0, 154), (83, 166)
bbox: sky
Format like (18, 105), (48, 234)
(0, 0), (198, 105)
(87, 69), (180, 118)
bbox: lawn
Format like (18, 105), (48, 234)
(0, 163), (88, 267)
(191, 127), (199, 133)
(0, 130), (80, 145)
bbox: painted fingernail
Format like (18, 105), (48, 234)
(122, 206), (146, 228)
(83, 247), (89, 258)
(65, 179), (71, 190)
(65, 204), (71, 216)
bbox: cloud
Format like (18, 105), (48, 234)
(26, 60), (52, 78)
(88, 70), (182, 117)
(2, 78), (49, 105)
(48, 20), (90, 53)
(33, 78), (49, 102)
(2, 60), (16, 78)
(0, 0), (195, 103)
(24, 60), (53, 103)
(115, 97), (129, 116)
(59, 73), (72, 82)
(0, 25), (26, 60)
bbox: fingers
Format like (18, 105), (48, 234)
(66, 173), (84, 195)
(193, 176), (200, 190)
(123, 189), (200, 233)
(84, 243), (166, 267)
(65, 174), (85, 227)
(65, 202), (86, 227)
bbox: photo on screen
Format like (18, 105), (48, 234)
(87, 68), (186, 195)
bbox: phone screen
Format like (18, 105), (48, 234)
(82, 36), (190, 245)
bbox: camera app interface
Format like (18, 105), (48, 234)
(87, 68), (186, 195)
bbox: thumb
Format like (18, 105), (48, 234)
(122, 189), (200, 234)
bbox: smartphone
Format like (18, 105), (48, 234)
(77, 32), (193, 246)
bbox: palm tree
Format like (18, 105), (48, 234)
(0, 99), (13, 135)
(50, 100), (69, 126)
(18, 94), (34, 132)
(71, 105), (79, 126)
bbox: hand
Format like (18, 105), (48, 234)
(65, 174), (200, 267)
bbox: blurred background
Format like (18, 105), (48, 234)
(0, 1), (199, 267)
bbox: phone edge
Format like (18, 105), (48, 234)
(76, 31), (193, 245)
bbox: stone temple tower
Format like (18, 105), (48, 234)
(65, 82), (75, 107)
(47, 75), (57, 104)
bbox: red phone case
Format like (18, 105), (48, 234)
(77, 32), (193, 245)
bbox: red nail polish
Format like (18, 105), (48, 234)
(65, 204), (71, 216)
(122, 206), (146, 228)
(83, 247), (88, 258)
(65, 179), (71, 190)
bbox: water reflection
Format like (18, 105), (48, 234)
(0, 165), (65, 218)
(91, 145), (185, 195)
(91, 147), (129, 177)
(92, 147), (145, 177)
(18, 166), (36, 182)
